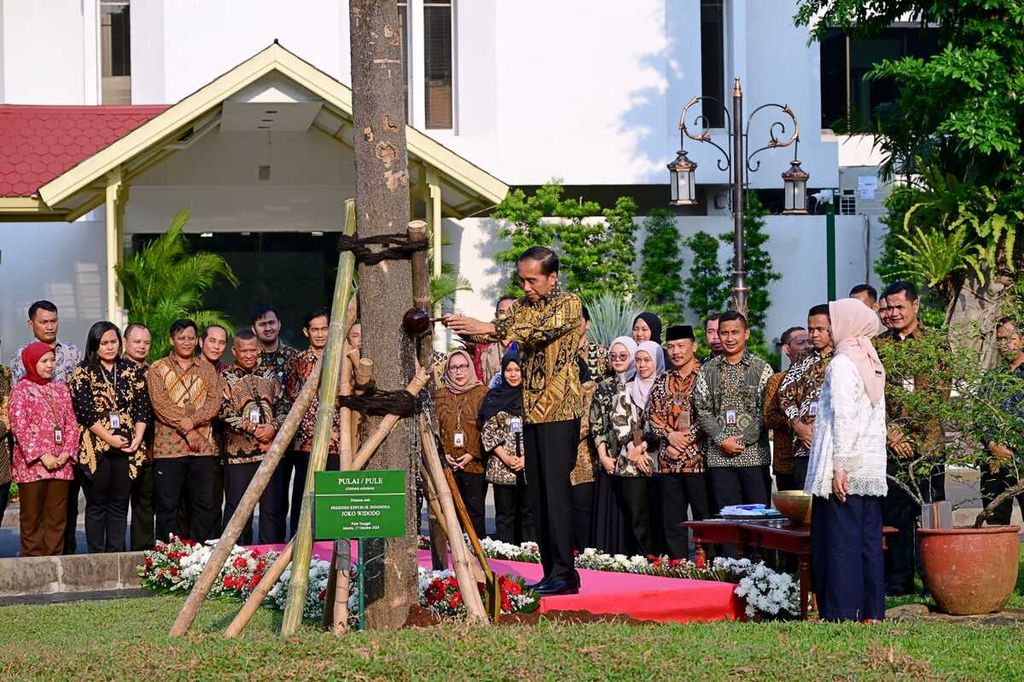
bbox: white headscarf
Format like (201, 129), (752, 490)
(609, 336), (638, 383)
(629, 340), (665, 409)
(830, 298), (885, 406)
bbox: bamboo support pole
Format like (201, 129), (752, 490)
(349, 369), (430, 470)
(350, 354), (372, 455)
(442, 465), (499, 619)
(417, 415), (488, 624)
(331, 541), (352, 634)
(408, 220), (433, 372)
(420, 456), (449, 569)
(169, 366), (321, 637)
(327, 335), (356, 632)
(224, 540), (294, 638)
(280, 200), (359, 637)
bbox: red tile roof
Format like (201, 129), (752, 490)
(0, 104), (169, 198)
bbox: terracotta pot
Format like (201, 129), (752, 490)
(918, 525), (1020, 616)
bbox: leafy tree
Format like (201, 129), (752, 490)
(795, 0), (1024, 361)
(638, 209), (685, 322)
(684, 231), (729, 322)
(116, 208), (239, 360)
(719, 194), (780, 347)
(491, 182), (638, 300)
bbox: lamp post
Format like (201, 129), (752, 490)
(668, 77), (808, 317)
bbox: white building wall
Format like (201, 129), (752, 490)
(131, 0), (349, 104)
(0, 0), (832, 187)
(0, 0), (98, 104)
(0, 220), (107, 360)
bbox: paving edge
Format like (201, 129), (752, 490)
(0, 551), (145, 598)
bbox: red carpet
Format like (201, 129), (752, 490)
(252, 542), (741, 623)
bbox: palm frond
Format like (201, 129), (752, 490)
(430, 272), (472, 307)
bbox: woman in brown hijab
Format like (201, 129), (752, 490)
(434, 349), (488, 537)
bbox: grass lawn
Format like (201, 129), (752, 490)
(1, 592), (1023, 681)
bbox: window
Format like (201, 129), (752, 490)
(424, 0), (454, 129)
(699, 0), (725, 128)
(100, 0), (131, 104)
(820, 27), (940, 132)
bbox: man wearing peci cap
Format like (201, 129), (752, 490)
(644, 325), (709, 559)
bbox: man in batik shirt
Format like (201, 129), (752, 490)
(778, 304), (833, 488)
(147, 319), (223, 542)
(281, 308), (343, 535)
(763, 325), (809, 491)
(252, 304), (298, 385)
(220, 330), (289, 544)
(645, 325), (708, 559)
(694, 311), (773, 510)
(446, 246), (584, 596)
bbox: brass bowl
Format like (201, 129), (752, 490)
(772, 491), (812, 527)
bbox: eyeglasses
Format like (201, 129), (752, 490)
(609, 353), (630, 361)
(449, 364), (470, 371)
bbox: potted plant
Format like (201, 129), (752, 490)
(879, 323), (1023, 615)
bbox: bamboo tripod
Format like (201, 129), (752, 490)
(169, 206), (495, 637)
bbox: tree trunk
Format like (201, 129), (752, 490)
(946, 271), (1014, 368)
(349, 0), (417, 630)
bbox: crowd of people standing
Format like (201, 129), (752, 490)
(0, 300), (362, 558)
(1, 245), (1020, 621)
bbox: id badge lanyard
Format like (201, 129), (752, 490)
(42, 386), (65, 447)
(103, 365), (122, 432)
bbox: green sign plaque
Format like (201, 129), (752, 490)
(314, 470), (407, 539)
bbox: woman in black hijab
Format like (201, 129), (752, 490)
(479, 350), (534, 544)
(632, 312), (663, 344)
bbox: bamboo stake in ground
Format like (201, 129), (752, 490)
(280, 202), (358, 637)
(327, 339), (356, 632)
(350, 368), (430, 470)
(442, 465), (500, 620)
(417, 415), (488, 624)
(169, 368), (320, 637)
(224, 540), (294, 638)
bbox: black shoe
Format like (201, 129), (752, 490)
(526, 577), (553, 591)
(533, 577), (580, 596)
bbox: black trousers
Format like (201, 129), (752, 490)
(981, 466), (1024, 526)
(570, 481), (594, 552)
(619, 476), (653, 555)
(524, 419), (579, 582)
(130, 461), (155, 551)
(493, 477), (535, 544)
(223, 460), (288, 545)
(154, 456), (216, 543)
(708, 465), (770, 509)
(454, 470), (487, 539)
(811, 494), (885, 621)
(0, 480), (9, 529)
(882, 461), (942, 594)
(658, 472), (710, 559)
(81, 450), (132, 553)
(285, 451), (340, 537)
(774, 472), (798, 492)
(63, 471), (81, 554)
(793, 457), (809, 491)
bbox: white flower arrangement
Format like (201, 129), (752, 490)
(718, 557), (800, 619)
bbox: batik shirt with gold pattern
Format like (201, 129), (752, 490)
(146, 357), (223, 458)
(469, 285), (584, 424)
(69, 359), (152, 478)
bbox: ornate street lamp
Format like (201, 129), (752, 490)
(669, 77), (806, 316)
(782, 160), (810, 215)
(667, 150), (698, 206)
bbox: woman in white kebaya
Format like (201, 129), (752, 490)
(805, 298), (888, 622)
